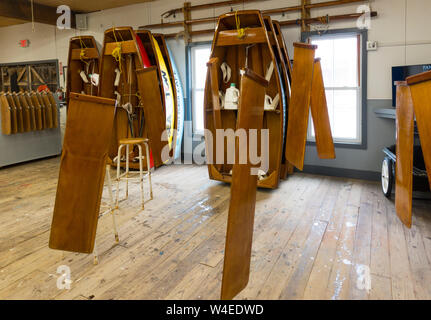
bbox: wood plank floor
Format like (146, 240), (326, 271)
(0, 157), (430, 300)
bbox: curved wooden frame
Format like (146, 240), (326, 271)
(66, 36), (100, 105)
(204, 10), (286, 189)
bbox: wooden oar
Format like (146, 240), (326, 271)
(406, 71), (431, 190)
(310, 58), (335, 159)
(284, 43), (316, 170)
(394, 81), (414, 228)
(221, 68), (268, 300)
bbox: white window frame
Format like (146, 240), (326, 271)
(307, 32), (363, 146)
(190, 43), (211, 135)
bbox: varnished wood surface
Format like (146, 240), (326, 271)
(0, 93), (12, 135)
(221, 69), (267, 300)
(408, 76), (431, 190)
(285, 43), (316, 170)
(310, 59), (335, 159)
(0, 160), (430, 299)
(205, 10), (285, 189)
(395, 84), (414, 228)
(49, 94), (116, 254)
(136, 67), (168, 167)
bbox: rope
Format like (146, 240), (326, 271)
(112, 28), (123, 73)
(79, 36), (90, 66)
(30, 0), (35, 32)
(235, 11), (247, 39)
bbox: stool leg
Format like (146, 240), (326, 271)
(125, 144), (129, 200)
(145, 142), (153, 200)
(106, 165), (119, 243)
(138, 144), (144, 210)
(116, 144), (124, 209)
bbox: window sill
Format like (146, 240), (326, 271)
(306, 140), (367, 150)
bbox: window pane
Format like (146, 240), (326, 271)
(332, 89), (358, 140)
(193, 47), (211, 89)
(193, 89), (205, 133)
(333, 37), (358, 87)
(313, 39), (334, 87)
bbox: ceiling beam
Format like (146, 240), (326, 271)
(0, 0), (77, 28)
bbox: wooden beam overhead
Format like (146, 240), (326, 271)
(0, 0), (77, 28)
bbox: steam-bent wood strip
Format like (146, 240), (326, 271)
(46, 92), (59, 129)
(12, 93), (30, 132)
(5, 94), (19, 134)
(406, 71), (431, 189)
(17, 93), (35, 131)
(0, 93), (12, 135)
(285, 43), (317, 170)
(394, 82), (414, 228)
(136, 67), (168, 167)
(310, 59), (335, 159)
(31, 92), (46, 130)
(25, 93), (41, 131)
(49, 93), (116, 253)
(221, 69), (268, 300)
(38, 92), (53, 129)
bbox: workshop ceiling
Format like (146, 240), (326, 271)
(32, 0), (155, 12)
(0, 0), (154, 28)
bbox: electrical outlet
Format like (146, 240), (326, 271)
(367, 41), (378, 51)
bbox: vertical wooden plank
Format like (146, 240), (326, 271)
(407, 71), (431, 189)
(284, 43), (316, 170)
(221, 69), (268, 300)
(395, 82), (414, 228)
(310, 59), (335, 159)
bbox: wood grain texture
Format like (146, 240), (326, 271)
(136, 67), (168, 167)
(221, 69), (267, 300)
(0, 93), (12, 135)
(17, 93), (35, 131)
(49, 93), (116, 253)
(0, 161), (430, 299)
(66, 36), (100, 106)
(46, 92), (59, 129)
(395, 83), (414, 228)
(310, 59), (335, 159)
(408, 74), (431, 190)
(285, 43), (316, 170)
(5, 93), (19, 133)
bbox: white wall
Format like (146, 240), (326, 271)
(1, 0), (430, 173)
(1, 0), (430, 98)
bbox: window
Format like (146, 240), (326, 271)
(190, 44), (211, 134)
(307, 33), (363, 145)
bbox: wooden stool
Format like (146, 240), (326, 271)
(116, 138), (153, 210)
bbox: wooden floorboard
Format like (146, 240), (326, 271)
(0, 157), (430, 300)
